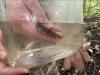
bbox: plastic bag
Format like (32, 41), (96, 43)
(40, 0), (83, 23)
(0, 0), (83, 69)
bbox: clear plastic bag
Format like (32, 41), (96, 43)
(0, 0), (83, 69)
(40, 0), (83, 23)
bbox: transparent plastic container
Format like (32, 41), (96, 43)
(0, 0), (83, 69)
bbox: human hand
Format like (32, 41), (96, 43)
(6, 0), (62, 44)
(64, 45), (91, 70)
(6, 0), (90, 71)
(0, 30), (29, 75)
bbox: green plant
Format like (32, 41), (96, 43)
(83, 0), (100, 17)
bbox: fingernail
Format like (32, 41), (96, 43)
(55, 32), (63, 36)
(55, 32), (63, 38)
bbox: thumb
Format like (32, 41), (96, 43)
(0, 67), (29, 75)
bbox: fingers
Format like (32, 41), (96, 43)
(11, 21), (60, 44)
(0, 30), (29, 75)
(64, 51), (84, 70)
(71, 51), (84, 70)
(24, 0), (48, 23)
(24, 0), (63, 40)
(64, 45), (91, 71)
(0, 67), (29, 75)
(24, 0), (62, 34)
(81, 51), (91, 62)
(0, 61), (6, 68)
(80, 50), (91, 62)
(0, 30), (6, 61)
(64, 57), (71, 70)
(6, 0), (62, 44)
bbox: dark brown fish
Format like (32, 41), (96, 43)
(36, 23), (63, 39)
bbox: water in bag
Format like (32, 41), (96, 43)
(0, 0), (83, 68)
